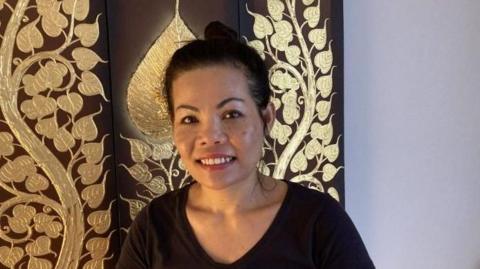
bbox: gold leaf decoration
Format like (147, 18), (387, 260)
(314, 40), (333, 74)
(0, 246), (24, 268)
(25, 173), (50, 192)
(72, 113), (99, 141)
(86, 236), (110, 259)
(74, 15), (101, 47)
(248, 40), (265, 59)
(78, 71), (106, 99)
(324, 136), (340, 162)
(57, 92), (84, 117)
(0, 132), (14, 157)
(305, 138), (322, 160)
(81, 137), (106, 164)
(303, 5), (320, 28)
(20, 95), (57, 120)
(81, 179), (106, 209)
(322, 163), (341, 182)
(16, 18), (44, 53)
(53, 127), (76, 152)
(123, 163), (152, 183)
(285, 45), (301, 66)
(290, 151), (308, 173)
(246, 7), (274, 39)
(33, 213), (63, 238)
(78, 162), (104, 185)
(267, 0), (285, 21)
(72, 48), (105, 71)
(316, 66), (335, 99)
(124, 137), (152, 163)
(143, 176), (168, 196)
(25, 236), (53, 256)
(41, 6), (68, 37)
(303, 0), (315, 5)
(35, 117), (59, 139)
(316, 98), (332, 122)
(120, 195), (147, 221)
(327, 187), (340, 201)
(308, 18), (329, 50)
(62, 0), (90, 20)
(87, 201), (113, 234)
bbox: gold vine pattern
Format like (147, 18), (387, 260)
(121, 0), (342, 223)
(0, 0), (112, 268)
(246, 0), (342, 200)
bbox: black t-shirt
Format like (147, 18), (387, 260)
(116, 181), (375, 269)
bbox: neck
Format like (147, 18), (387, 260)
(188, 174), (276, 215)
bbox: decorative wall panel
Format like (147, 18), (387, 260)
(0, 0), (118, 268)
(1, 0), (343, 267)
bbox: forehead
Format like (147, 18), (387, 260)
(171, 65), (251, 104)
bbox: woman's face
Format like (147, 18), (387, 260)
(171, 65), (274, 190)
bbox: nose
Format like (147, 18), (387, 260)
(197, 118), (227, 146)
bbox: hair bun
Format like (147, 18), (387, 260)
(204, 21), (238, 40)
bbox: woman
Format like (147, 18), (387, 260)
(117, 22), (374, 269)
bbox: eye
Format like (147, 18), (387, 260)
(224, 110), (243, 119)
(179, 116), (198, 124)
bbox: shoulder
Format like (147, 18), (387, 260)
(284, 180), (342, 215)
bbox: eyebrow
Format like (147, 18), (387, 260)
(175, 97), (245, 112)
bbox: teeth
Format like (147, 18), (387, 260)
(200, 157), (233, 165)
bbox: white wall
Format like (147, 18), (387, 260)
(344, 1), (480, 268)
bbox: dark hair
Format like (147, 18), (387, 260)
(163, 21), (270, 118)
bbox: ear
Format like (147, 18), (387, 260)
(261, 102), (276, 134)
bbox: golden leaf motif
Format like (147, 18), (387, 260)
(303, 0), (315, 5)
(74, 15), (100, 47)
(125, 163), (152, 183)
(267, 0), (285, 21)
(309, 29), (326, 51)
(36, 61), (68, 91)
(16, 18), (44, 53)
(282, 104), (300, 125)
(81, 141), (105, 164)
(290, 151), (308, 173)
(303, 6), (320, 28)
(33, 213), (63, 238)
(22, 74), (45, 96)
(246, 7), (273, 39)
(285, 45), (301, 66)
(270, 120), (292, 145)
(314, 41), (333, 74)
(143, 176), (167, 196)
(126, 138), (152, 163)
(81, 181), (106, 209)
(20, 95), (57, 120)
(0, 156), (36, 183)
(72, 48), (104, 71)
(78, 162), (103, 185)
(27, 256), (52, 269)
(311, 117), (333, 144)
(42, 9), (68, 37)
(152, 142), (173, 161)
(53, 127), (76, 152)
(121, 195), (147, 220)
(327, 187), (340, 202)
(25, 173), (50, 192)
(72, 114), (98, 141)
(248, 40), (265, 59)
(271, 97), (282, 110)
(62, 0), (90, 20)
(316, 69), (334, 99)
(8, 204), (36, 233)
(25, 235), (52, 256)
(86, 237), (109, 259)
(78, 71), (105, 98)
(57, 92), (84, 117)
(87, 203), (112, 234)
(290, 174), (324, 192)
(273, 20), (293, 38)
(316, 99), (332, 122)
(36, 0), (56, 16)
(305, 138), (323, 160)
(322, 163), (341, 182)
(0, 246), (24, 268)
(270, 32), (289, 51)
(0, 132), (14, 157)
(35, 117), (59, 139)
(324, 136), (340, 162)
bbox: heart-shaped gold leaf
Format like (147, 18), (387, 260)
(86, 236), (110, 259)
(57, 92), (83, 117)
(27, 256), (52, 269)
(81, 140), (105, 164)
(0, 246), (24, 268)
(35, 117), (58, 139)
(74, 15), (100, 47)
(25, 173), (50, 192)
(72, 48), (105, 71)
(78, 162), (103, 185)
(16, 18), (44, 53)
(81, 181), (105, 209)
(78, 71), (106, 99)
(87, 202), (113, 234)
(62, 0), (89, 20)
(72, 114), (98, 141)
(314, 40), (333, 74)
(53, 127), (76, 152)
(42, 9), (68, 37)
(25, 235), (52, 256)
(20, 95), (57, 120)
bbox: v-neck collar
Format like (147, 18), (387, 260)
(179, 181), (292, 268)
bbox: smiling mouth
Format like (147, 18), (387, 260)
(196, 156), (236, 166)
